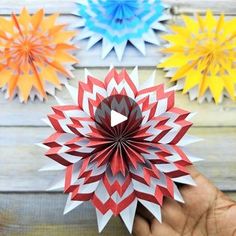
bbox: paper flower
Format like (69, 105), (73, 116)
(159, 10), (236, 104)
(0, 8), (77, 102)
(41, 67), (201, 233)
(74, 0), (169, 61)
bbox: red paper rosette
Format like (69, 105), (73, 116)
(42, 67), (201, 233)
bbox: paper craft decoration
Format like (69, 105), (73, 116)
(159, 10), (236, 104)
(74, 0), (170, 61)
(0, 8), (77, 102)
(41, 67), (201, 233)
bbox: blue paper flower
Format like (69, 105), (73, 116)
(75, 0), (170, 61)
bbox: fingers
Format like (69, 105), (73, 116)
(134, 200), (185, 235)
(160, 197), (186, 230)
(186, 165), (213, 187)
(132, 166), (219, 236)
(151, 219), (179, 236)
(133, 214), (180, 236)
(136, 203), (154, 223)
(133, 214), (150, 236)
(135, 199), (186, 232)
(185, 165), (217, 196)
(186, 165), (202, 179)
(181, 165), (218, 206)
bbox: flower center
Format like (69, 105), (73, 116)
(22, 42), (31, 53)
(114, 135), (125, 143)
(92, 94), (145, 175)
(102, 0), (138, 22)
(7, 33), (53, 72)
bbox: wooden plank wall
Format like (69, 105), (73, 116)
(0, 0), (235, 235)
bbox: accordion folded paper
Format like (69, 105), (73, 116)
(0, 8), (78, 102)
(41, 67), (201, 233)
(74, 0), (170, 61)
(159, 10), (236, 104)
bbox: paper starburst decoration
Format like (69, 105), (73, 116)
(0, 8), (78, 102)
(74, 0), (170, 61)
(41, 67), (201, 233)
(159, 10), (236, 103)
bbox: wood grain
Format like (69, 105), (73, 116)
(1, 69), (236, 127)
(0, 193), (129, 236)
(0, 1), (235, 234)
(0, 0), (75, 15)
(0, 0), (235, 15)
(0, 192), (235, 236)
(165, 0), (236, 15)
(0, 126), (235, 192)
(76, 40), (166, 67)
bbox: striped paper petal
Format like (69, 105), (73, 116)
(41, 67), (201, 233)
(0, 8), (78, 102)
(74, 0), (170, 61)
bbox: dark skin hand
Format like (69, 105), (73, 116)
(133, 166), (236, 236)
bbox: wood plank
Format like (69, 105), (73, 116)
(0, 126), (235, 192)
(0, 0), (235, 15)
(1, 69), (236, 127)
(166, 0), (236, 15)
(0, 0), (75, 15)
(227, 192), (236, 201)
(0, 2), (234, 234)
(76, 40), (165, 68)
(0, 192), (235, 236)
(0, 193), (129, 236)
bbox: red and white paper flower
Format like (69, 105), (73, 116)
(41, 67), (201, 233)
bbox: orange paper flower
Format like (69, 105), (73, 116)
(0, 8), (78, 102)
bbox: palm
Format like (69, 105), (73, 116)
(133, 166), (236, 236)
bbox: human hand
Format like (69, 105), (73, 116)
(133, 166), (236, 236)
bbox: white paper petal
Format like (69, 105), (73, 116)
(102, 38), (114, 59)
(139, 199), (162, 223)
(130, 66), (139, 89)
(65, 83), (78, 104)
(114, 41), (127, 61)
(172, 175), (196, 186)
(129, 38), (146, 55)
(64, 194), (84, 215)
(87, 34), (103, 49)
(96, 209), (113, 233)
(140, 70), (156, 89)
(120, 199), (138, 234)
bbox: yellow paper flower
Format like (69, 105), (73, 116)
(159, 10), (236, 103)
(0, 8), (78, 102)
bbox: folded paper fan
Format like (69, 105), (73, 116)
(74, 0), (170, 61)
(159, 10), (236, 104)
(0, 8), (78, 102)
(41, 67), (201, 233)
